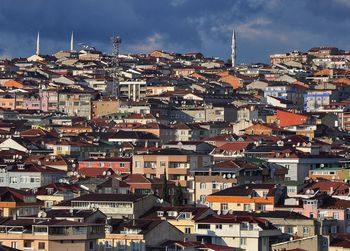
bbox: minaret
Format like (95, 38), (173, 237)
(231, 29), (236, 68)
(36, 32), (40, 55)
(70, 31), (74, 52)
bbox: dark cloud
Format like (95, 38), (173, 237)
(0, 0), (349, 63)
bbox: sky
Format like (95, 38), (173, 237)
(1, 0), (350, 63)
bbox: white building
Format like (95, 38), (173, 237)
(195, 214), (281, 251)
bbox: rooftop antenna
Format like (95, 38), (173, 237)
(36, 32), (40, 55)
(111, 35), (122, 97)
(70, 31), (74, 52)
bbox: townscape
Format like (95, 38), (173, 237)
(1, 31), (350, 251)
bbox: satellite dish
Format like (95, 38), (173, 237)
(103, 171), (107, 176)
(222, 174), (226, 179)
(227, 174), (232, 179)
(37, 211), (47, 218)
(107, 171), (112, 176)
(217, 210), (221, 215)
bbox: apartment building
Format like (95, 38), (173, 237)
(0, 218), (104, 251)
(191, 160), (263, 205)
(60, 193), (158, 219)
(132, 149), (212, 203)
(206, 184), (285, 212)
(58, 90), (94, 119)
(195, 214), (281, 251)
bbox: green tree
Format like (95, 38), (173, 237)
(162, 171), (170, 203)
(173, 184), (184, 206)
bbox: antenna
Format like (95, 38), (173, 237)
(111, 35), (122, 97)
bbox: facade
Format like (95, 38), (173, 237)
(119, 80), (147, 101)
(195, 214), (281, 251)
(66, 194), (158, 218)
(132, 149), (212, 203)
(101, 219), (184, 251)
(206, 184), (285, 212)
(58, 91), (94, 119)
(0, 163), (66, 190)
(192, 160), (263, 205)
(79, 157), (132, 174)
(0, 218), (104, 251)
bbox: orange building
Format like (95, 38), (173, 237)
(276, 110), (308, 127)
(207, 184), (284, 212)
(243, 123), (279, 136)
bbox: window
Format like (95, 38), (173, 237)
(135, 161), (140, 168)
(333, 212), (339, 220)
(346, 210), (350, 220)
(200, 195), (206, 204)
(160, 161), (166, 167)
(221, 203), (228, 211)
(185, 227), (191, 234)
(11, 242), (17, 249)
(303, 227), (309, 235)
(46, 188), (54, 195)
(24, 241), (31, 248)
(179, 212), (191, 219)
(223, 183), (229, 189)
(0, 177), (3, 183)
(38, 242), (45, 250)
(157, 211), (164, 217)
(105, 240), (113, 249)
(131, 241), (141, 251)
(287, 226), (293, 234)
(215, 224), (222, 229)
(120, 162), (125, 168)
(198, 224), (210, 229)
(244, 204), (251, 211)
(10, 177), (17, 184)
(240, 238), (246, 246)
(117, 240), (125, 251)
(89, 241), (94, 250)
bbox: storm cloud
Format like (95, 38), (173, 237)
(1, 0), (350, 63)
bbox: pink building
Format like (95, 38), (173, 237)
(23, 92), (41, 110)
(39, 86), (59, 112)
(302, 195), (350, 234)
(78, 157), (132, 174)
